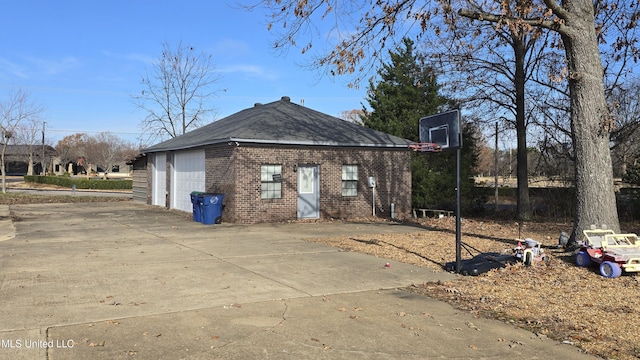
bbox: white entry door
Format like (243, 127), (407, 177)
(152, 153), (166, 207)
(297, 165), (319, 219)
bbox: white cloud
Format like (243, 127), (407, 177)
(101, 50), (154, 65)
(212, 38), (252, 59)
(0, 55), (79, 79)
(218, 64), (279, 80)
(24, 56), (79, 75)
(0, 58), (30, 79)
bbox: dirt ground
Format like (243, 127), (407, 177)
(306, 217), (640, 360)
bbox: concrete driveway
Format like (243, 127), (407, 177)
(0, 202), (596, 359)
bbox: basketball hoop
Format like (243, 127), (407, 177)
(408, 142), (442, 152)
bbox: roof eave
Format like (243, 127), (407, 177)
(230, 138), (411, 148)
(142, 137), (411, 153)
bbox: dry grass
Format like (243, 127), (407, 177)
(307, 217), (640, 360)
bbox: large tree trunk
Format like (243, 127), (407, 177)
(514, 35), (531, 221)
(562, 1), (620, 245)
(27, 152), (34, 176)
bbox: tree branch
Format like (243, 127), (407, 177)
(457, 8), (565, 34)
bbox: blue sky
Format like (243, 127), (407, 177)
(0, 1), (367, 145)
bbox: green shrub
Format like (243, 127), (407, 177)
(23, 175), (132, 190)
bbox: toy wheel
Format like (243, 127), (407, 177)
(523, 252), (533, 266)
(575, 251), (592, 267)
(542, 255), (550, 264)
(600, 261), (622, 278)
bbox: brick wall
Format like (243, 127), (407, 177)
(204, 144), (411, 224)
(204, 146), (237, 221)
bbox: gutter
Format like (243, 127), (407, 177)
(142, 137), (412, 153)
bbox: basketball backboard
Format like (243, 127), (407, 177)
(419, 110), (462, 150)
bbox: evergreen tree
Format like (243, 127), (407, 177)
(362, 38), (444, 142)
(362, 38), (480, 212)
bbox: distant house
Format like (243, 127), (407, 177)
(2, 145), (57, 175)
(140, 96), (413, 224)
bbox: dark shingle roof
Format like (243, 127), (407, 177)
(143, 96), (411, 153)
(4, 145), (57, 157)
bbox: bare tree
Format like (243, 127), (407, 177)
(54, 133), (94, 178)
(457, 0), (638, 239)
(55, 133), (86, 174)
(427, 20), (559, 221)
(340, 109), (364, 125)
(55, 132), (138, 178)
(0, 89), (43, 193)
(13, 118), (50, 176)
(255, 0), (640, 242)
(88, 132), (137, 176)
(609, 78), (640, 177)
(132, 41), (223, 141)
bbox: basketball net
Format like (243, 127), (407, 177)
(408, 142), (442, 152)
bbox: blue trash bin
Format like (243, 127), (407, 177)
(190, 191), (204, 222)
(201, 193), (225, 225)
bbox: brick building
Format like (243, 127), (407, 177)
(141, 96), (412, 224)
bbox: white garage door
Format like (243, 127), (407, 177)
(152, 153), (166, 207)
(171, 150), (205, 212)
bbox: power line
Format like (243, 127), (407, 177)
(46, 128), (144, 136)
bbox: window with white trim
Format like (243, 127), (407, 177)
(342, 165), (358, 196)
(261, 165), (282, 199)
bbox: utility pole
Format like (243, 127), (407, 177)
(41, 121), (46, 175)
(494, 122), (499, 211)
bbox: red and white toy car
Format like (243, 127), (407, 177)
(575, 227), (640, 278)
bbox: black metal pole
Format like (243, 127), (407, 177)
(455, 144), (461, 273)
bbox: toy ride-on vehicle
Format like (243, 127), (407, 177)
(575, 227), (640, 278)
(514, 238), (550, 266)
(445, 237), (549, 276)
